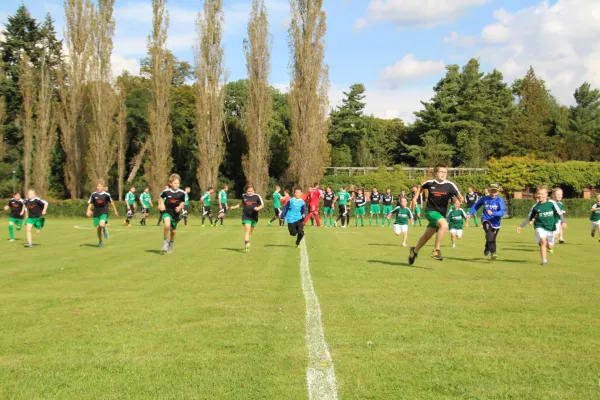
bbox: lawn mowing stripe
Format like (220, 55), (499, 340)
(300, 239), (338, 400)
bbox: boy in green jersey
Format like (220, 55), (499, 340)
(551, 187), (566, 244)
(387, 197), (414, 247)
(369, 187), (382, 226)
(336, 186), (351, 228)
(354, 188), (366, 227)
(217, 185), (229, 226)
(268, 186), (283, 227)
(23, 189), (49, 248)
(590, 194), (600, 240)
(446, 198), (468, 248)
(139, 188), (152, 226)
(4, 192), (25, 241)
(124, 186), (136, 226)
(517, 185), (567, 266)
(201, 187), (215, 227)
(183, 187), (191, 226)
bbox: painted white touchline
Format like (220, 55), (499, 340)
(300, 240), (338, 400)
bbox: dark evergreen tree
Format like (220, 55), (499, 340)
(328, 83), (367, 165)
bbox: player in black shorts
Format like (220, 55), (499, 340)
(86, 180), (119, 247)
(230, 184), (264, 252)
(158, 174), (186, 254)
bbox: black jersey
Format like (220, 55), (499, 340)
(421, 180), (460, 216)
(323, 192), (335, 208)
(241, 193), (264, 221)
(382, 194), (393, 206)
(466, 192), (479, 208)
(25, 198), (48, 218)
(160, 189), (186, 218)
(354, 194), (366, 207)
(88, 192), (113, 217)
(370, 192), (381, 203)
(8, 198), (24, 219)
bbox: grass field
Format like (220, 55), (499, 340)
(1, 216), (599, 399)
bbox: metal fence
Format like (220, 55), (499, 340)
(324, 167), (487, 179)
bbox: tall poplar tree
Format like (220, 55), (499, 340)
(19, 53), (34, 192)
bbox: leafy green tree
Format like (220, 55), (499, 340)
(329, 83), (367, 165)
(566, 82), (600, 160)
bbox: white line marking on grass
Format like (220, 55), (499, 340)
(300, 240), (338, 400)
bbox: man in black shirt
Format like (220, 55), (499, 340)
(231, 184), (264, 252)
(86, 181), (119, 248)
(158, 174), (186, 254)
(465, 186), (479, 228)
(323, 186), (336, 227)
(409, 165), (463, 264)
(4, 192), (25, 241)
(382, 189), (394, 227)
(369, 187), (382, 226)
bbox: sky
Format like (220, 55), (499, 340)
(2, 0), (600, 122)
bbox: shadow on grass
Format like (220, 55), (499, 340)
(445, 256), (524, 264)
(368, 259), (433, 270)
(222, 247), (245, 253)
(264, 244), (293, 248)
(368, 243), (398, 247)
(145, 249), (164, 255)
(502, 247), (533, 252)
(80, 244), (99, 248)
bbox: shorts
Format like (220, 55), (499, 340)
(323, 207), (334, 215)
(591, 221), (600, 230)
(309, 204), (319, 214)
(383, 205), (393, 215)
(26, 217), (45, 230)
(126, 208), (135, 217)
(242, 219), (258, 228)
(8, 217), (23, 229)
(370, 204), (381, 214)
(182, 205), (189, 217)
(141, 208), (149, 214)
(161, 213), (179, 229)
(355, 206), (366, 216)
(202, 205), (212, 216)
(93, 214), (109, 227)
(393, 224), (408, 234)
(274, 208), (281, 218)
(218, 206), (227, 214)
(554, 222), (562, 235)
(535, 228), (555, 245)
(450, 229), (463, 237)
(415, 205), (422, 214)
(339, 205), (349, 216)
(425, 211), (444, 230)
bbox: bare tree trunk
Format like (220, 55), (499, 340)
(243, 0), (272, 195)
(195, 0), (227, 193)
(288, 0), (330, 189)
(87, 0), (118, 185)
(127, 140), (150, 183)
(0, 61), (5, 159)
(19, 53), (35, 192)
(146, 0), (174, 197)
(116, 90), (128, 201)
(58, 0), (94, 198)
(33, 56), (58, 198)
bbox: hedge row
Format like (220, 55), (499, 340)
(508, 199), (597, 219)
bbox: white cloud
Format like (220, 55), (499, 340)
(111, 54), (140, 77)
(0, 24), (5, 42)
(353, 18), (369, 32)
(477, 0), (600, 105)
(360, 0), (491, 29)
(443, 31), (478, 47)
(380, 54), (445, 87)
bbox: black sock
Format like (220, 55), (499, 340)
(202, 216), (205, 225)
(208, 216), (213, 225)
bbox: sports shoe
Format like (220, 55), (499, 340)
(342, 225), (347, 229)
(98, 241), (103, 248)
(24, 243), (32, 248)
(267, 221), (272, 227)
(484, 249), (490, 257)
(334, 221), (338, 227)
(402, 243), (407, 247)
(559, 238), (565, 244)
(245, 243), (250, 252)
(408, 247), (418, 265)
(167, 241), (174, 254)
(201, 225), (205, 228)
(548, 249), (554, 255)
(452, 243), (456, 248)
(161, 239), (168, 251)
(491, 253), (498, 260)
(103, 227), (109, 239)
(430, 249), (443, 261)
(592, 231), (596, 238)
(541, 260), (548, 266)
(8, 239), (15, 242)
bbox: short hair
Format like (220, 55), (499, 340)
(313, 182), (319, 187)
(207, 186), (213, 191)
(245, 183), (254, 191)
(537, 185), (549, 193)
(453, 196), (461, 203)
(130, 186), (135, 190)
(275, 185), (280, 189)
(552, 187), (563, 194)
(294, 187), (302, 192)
(327, 185), (332, 189)
(13, 192), (20, 196)
(341, 185), (346, 190)
(96, 179), (105, 186)
(373, 187), (378, 190)
(358, 188), (364, 192)
(27, 189), (36, 194)
(169, 173), (181, 183)
(434, 165), (448, 173)
(223, 184), (228, 189)
(144, 187), (149, 191)
(284, 189), (290, 194)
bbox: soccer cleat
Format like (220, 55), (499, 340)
(408, 247), (418, 265)
(161, 240), (168, 251)
(430, 249), (443, 261)
(245, 243), (250, 252)
(103, 228), (109, 239)
(402, 243), (407, 247)
(167, 241), (174, 254)
(24, 243), (32, 248)
(559, 239), (565, 244)
(452, 243), (456, 249)
(8, 239), (15, 242)
(548, 249), (554, 255)
(541, 260), (548, 266)
(267, 221), (272, 227)
(98, 241), (104, 248)
(491, 253), (498, 260)
(202, 225), (205, 228)
(297, 245), (301, 249)
(334, 221), (338, 227)
(484, 249), (490, 257)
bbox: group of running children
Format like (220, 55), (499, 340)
(5, 166), (600, 264)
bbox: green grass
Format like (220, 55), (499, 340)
(1, 217), (599, 399)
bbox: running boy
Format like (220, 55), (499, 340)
(183, 186), (191, 226)
(280, 187), (307, 248)
(369, 187), (382, 226)
(465, 187), (479, 228)
(322, 186), (336, 227)
(551, 187), (566, 244)
(591, 195), (600, 240)
(517, 185), (566, 266)
(354, 188), (366, 227)
(158, 174), (186, 254)
(5, 192), (25, 241)
(217, 185), (229, 226)
(303, 183), (322, 227)
(87, 180), (119, 247)
(408, 165), (462, 264)
(387, 197), (414, 247)
(468, 182), (506, 259)
(201, 187), (215, 227)
(446, 198), (468, 248)
(230, 184), (264, 252)
(23, 189), (49, 248)
(382, 188), (394, 227)
(336, 186), (351, 228)
(124, 186), (136, 226)
(268, 186), (283, 227)
(139, 187), (152, 226)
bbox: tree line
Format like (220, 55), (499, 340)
(1, 2), (599, 200)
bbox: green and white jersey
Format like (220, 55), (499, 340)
(219, 190), (228, 205)
(591, 203), (600, 222)
(140, 192), (151, 208)
(390, 206), (413, 225)
(273, 192), (282, 209)
(447, 208), (467, 230)
(337, 191), (350, 205)
(202, 192), (211, 206)
(184, 192), (190, 206)
(554, 201), (564, 223)
(125, 191), (136, 206)
(527, 200), (563, 231)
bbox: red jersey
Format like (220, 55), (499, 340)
(281, 195), (291, 206)
(308, 189), (321, 207)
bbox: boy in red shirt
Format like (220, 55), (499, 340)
(303, 183), (322, 227)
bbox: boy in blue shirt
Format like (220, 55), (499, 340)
(280, 187), (307, 248)
(468, 182), (506, 260)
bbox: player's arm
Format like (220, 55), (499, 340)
(553, 202), (567, 228)
(40, 200), (49, 215)
(387, 206), (400, 219)
(109, 195), (119, 216)
(300, 203), (306, 219)
(158, 196), (166, 212)
(491, 199), (506, 217)
(280, 201), (291, 220)
(411, 186), (423, 210)
(255, 196), (264, 211)
(468, 197), (483, 217)
(20, 202), (25, 216)
(517, 206), (536, 232)
(408, 208), (414, 224)
(86, 192), (93, 217)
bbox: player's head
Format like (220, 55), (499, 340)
(536, 185), (549, 201)
(223, 185), (229, 191)
(129, 186), (135, 193)
(284, 189), (289, 195)
(401, 190), (406, 196)
(373, 187), (378, 193)
(206, 186), (213, 194)
(169, 174), (181, 190)
(453, 197), (461, 208)
(275, 185), (281, 192)
(144, 187), (149, 193)
(358, 188), (363, 194)
(96, 179), (105, 192)
(313, 182), (319, 189)
(468, 186), (473, 193)
(341, 185), (346, 191)
(294, 187), (303, 198)
(412, 185), (418, 191)
(596, 194), (600, 203)
(245, 183), (254, 195)
(433, 165), (448, 181)
(488, 182), (500, 198)
(400, 197), (408, 207)
(484, 188), (490, 195)
(552, 187), (563, 201)
(13, 192), (21, 200)
(386, 187), (391, 194)
(326, 185), (332, 193)
(27, 189), (36, 200)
